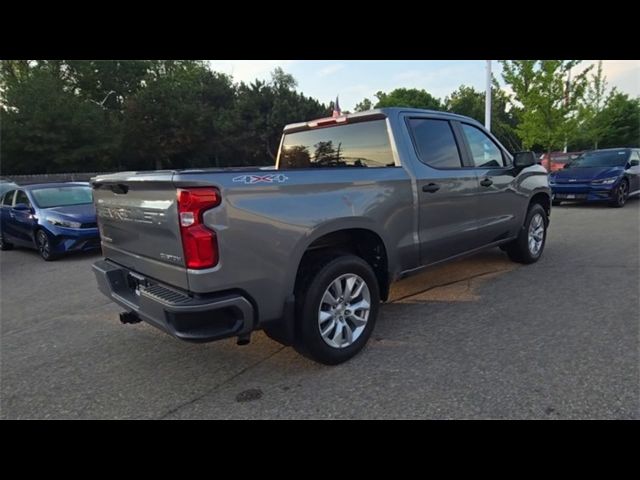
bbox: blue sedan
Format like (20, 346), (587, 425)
(549, 148), (640, 207)
(0, 182), (100, 260)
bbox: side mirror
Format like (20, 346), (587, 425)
(629, 159), (639, 167)
(514, 151), (536, 168)
(13, 203), (31, 211)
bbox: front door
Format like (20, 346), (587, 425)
(456, 122), (525, 247)
(627, 150), (640, 194)
(11, 190), (37, 244)
(406, 117), (481, 265)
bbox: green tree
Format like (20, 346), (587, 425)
(122, 62), (235, 170)
(1, 61), (331, 174)
(232, 68), (329, 166)
(578, 60), (608, 149)
(65, 60), (148, 110)
(501, 60), (591, 156)
(597, 91), (640, 148)
(354, 98), (373, 112)
(444, 83), (521, 151)
(445, 85), (484, 121)
(373, 88), (442, 110)
(1, 62), (115, 174)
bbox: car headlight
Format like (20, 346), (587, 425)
(591, 177), (618, 185)
(46, 217), (82, 229)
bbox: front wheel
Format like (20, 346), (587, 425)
(294, 254), (380, 365)
(505, 203), (548, 264)
(35, 230), (58, 261)
(609, 179), (628, 208)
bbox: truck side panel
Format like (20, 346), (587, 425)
(175, 167), (415, 323)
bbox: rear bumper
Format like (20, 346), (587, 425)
(92, 259), (254, 342)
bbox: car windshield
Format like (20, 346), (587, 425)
(31, 186), (93, 208)
(568, 150), (630, 168)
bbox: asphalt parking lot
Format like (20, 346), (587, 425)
(1, 201), (638, 419)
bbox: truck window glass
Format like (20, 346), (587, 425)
(408, 119), (463, 168)
(279, 120), (395, 169)
(461, 123), (505, 168)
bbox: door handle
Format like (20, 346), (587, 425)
(480, 178), (493, 187)
(422, 183), (440, 193)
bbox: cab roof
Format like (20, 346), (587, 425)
(283, 107), (480, 133)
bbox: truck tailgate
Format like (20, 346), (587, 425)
(92, 171), (189, 290)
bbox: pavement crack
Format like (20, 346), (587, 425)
(158, 345), (287, 419)
(390, 269), (512, 303)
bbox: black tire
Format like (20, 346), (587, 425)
(505, 203), (548, 264)
(609, 179), (628, 208)
(552, 200), (562, 206)
(0, 232), (13, 251)
(294, 253), (380, 365)
(35, 229), (58, 261)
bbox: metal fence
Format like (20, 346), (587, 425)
(5, 172), (113, 185)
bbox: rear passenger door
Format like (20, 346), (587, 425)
(406, 117), (481, 265)
(456, 121), (523, 246)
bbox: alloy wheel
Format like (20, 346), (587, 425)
(618, 182), (627, 206)
(528, 213), (545, 256)
(37, 231), (51, 259)
(317, 273), (371, 349)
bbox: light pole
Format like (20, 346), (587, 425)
(485, 60), (492, 131)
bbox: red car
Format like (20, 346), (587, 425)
(539, 151), (583, 172)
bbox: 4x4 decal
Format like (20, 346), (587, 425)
(232, 174), (289, 184)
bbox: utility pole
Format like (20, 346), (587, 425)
(564, 68), (571, 153)
(485, 60), (492, 131)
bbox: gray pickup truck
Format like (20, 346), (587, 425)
(92, 108), (551, 364)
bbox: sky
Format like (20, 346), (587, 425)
(208, 60), (640, 111)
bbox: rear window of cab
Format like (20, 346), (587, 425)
(279, 120), (395, 169)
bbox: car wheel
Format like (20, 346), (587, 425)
(609, 179), (628, 208)
(294, 253), (380, 365)
(0, 232), (13, 251)
(35, 230), (58, 261)
(505, 203), (548, 264)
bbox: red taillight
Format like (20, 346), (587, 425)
(307, 116), (348, 128)
(176, 188), (221, 269)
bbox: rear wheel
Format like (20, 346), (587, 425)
(505, 203), (548, 264)
(294, 253), (379, 365)
(35, 230), (58, 261)
(0, 232), (13, 251)
(609, 179), (628, 208)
